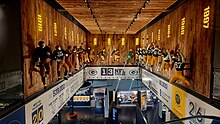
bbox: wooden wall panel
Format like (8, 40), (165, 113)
(21, 0), (87, 97)
(87, 34), (136, 65)
(137, 0), (215, 98)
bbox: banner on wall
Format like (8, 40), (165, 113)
(171, 86), (186, 119)
(142, 69), (172, 109)
(185, 93), (220, 124)
(142, 69), (220, 124)
(112, 107), (118, 124)
(0, 106), (25, 124)
(85, 67), (139, 80)
(25, 70), (84, 124)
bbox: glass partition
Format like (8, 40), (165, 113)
(0, 0), (23, 116)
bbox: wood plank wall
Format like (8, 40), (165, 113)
(137, 0), (215, 98)
(87, 34), (138, 65)
(21, 0), (87, 97)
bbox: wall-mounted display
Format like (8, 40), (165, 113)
(138, 0), (216, 98)
(21, 0), (87, 97)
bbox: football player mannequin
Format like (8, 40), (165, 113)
(98, 48), (106, 64)
(32, 41), (52, 89)
(53, 46), (69, 80)
(65, 46), (73, 76)
(77, 46), (85, 67)
(111, 49), (120, 63)
(142, 47), (148, 66)
(170, 50), (191, 86)
(156, 47), (164, 71)
(126, 49), (134, 65)
(88, 49), (95, 63)
(138, 48), (144, 65)
(150, 45), (161, 69)
(159, 49), (174, 73)
(72, 46), (78, 71)
(84, 47), (90, 64)
(146, 43), (155, 68)
(135, 48), (141, 64)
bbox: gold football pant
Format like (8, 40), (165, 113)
(143, 56), (147, 63)
(114, 55), (120, 61)
(170, 71), (191, 86)
(150, 56), (157, 66)
(58, 60), (69, 72)
(65, 59), (73, 73)
(160, 61), (170, 72)
(40, 58), (51, 77)
(89, 55), (95, 62)
(147, 56), (152, 65)
(100, 55), (105, 61)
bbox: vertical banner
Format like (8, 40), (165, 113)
(95, 93), (104, 115)
(171, 86), (186, 118)
(112, 107), (118, 124)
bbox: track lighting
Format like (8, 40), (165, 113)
(86, 1), (102, 33)
(142, 4), (146, 9)
(125, 0), (150, 33)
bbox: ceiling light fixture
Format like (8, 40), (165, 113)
(125, 0), (150, 33)
(86, 0), (103, 33)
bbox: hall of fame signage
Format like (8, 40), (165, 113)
(85, 67), (139, 80)
(141, 69), (172, 109)
(25, 70), (84, 124)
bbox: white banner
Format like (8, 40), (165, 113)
(185, 93), (220, 124)
(85, 67), (139, 80)
(142, 69), (172, 109)
(25, 70), (84, 124)
(142, 69), (220, 123)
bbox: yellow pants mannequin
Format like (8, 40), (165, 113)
(160, 61), (170, 72)
(170, 71), (191, 86)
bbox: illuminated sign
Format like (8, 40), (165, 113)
(158, 29), (161, 41)
(181, 17), (185, 35)
(152, 32), (154, 42)
(121, 38), (125, 46)
(203, 6), (210, 29)
(37, 14), (42, 32)
(135, 38), (139, 45)
(108, 38), (111, 45)
(54, 23), (57, 36)
(71, 31), (74, 41)
(64, 27), (67, 40)
(94, 38), (97, 45)
(167, 24), (171, 38)
(77, 34), (79, 42)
